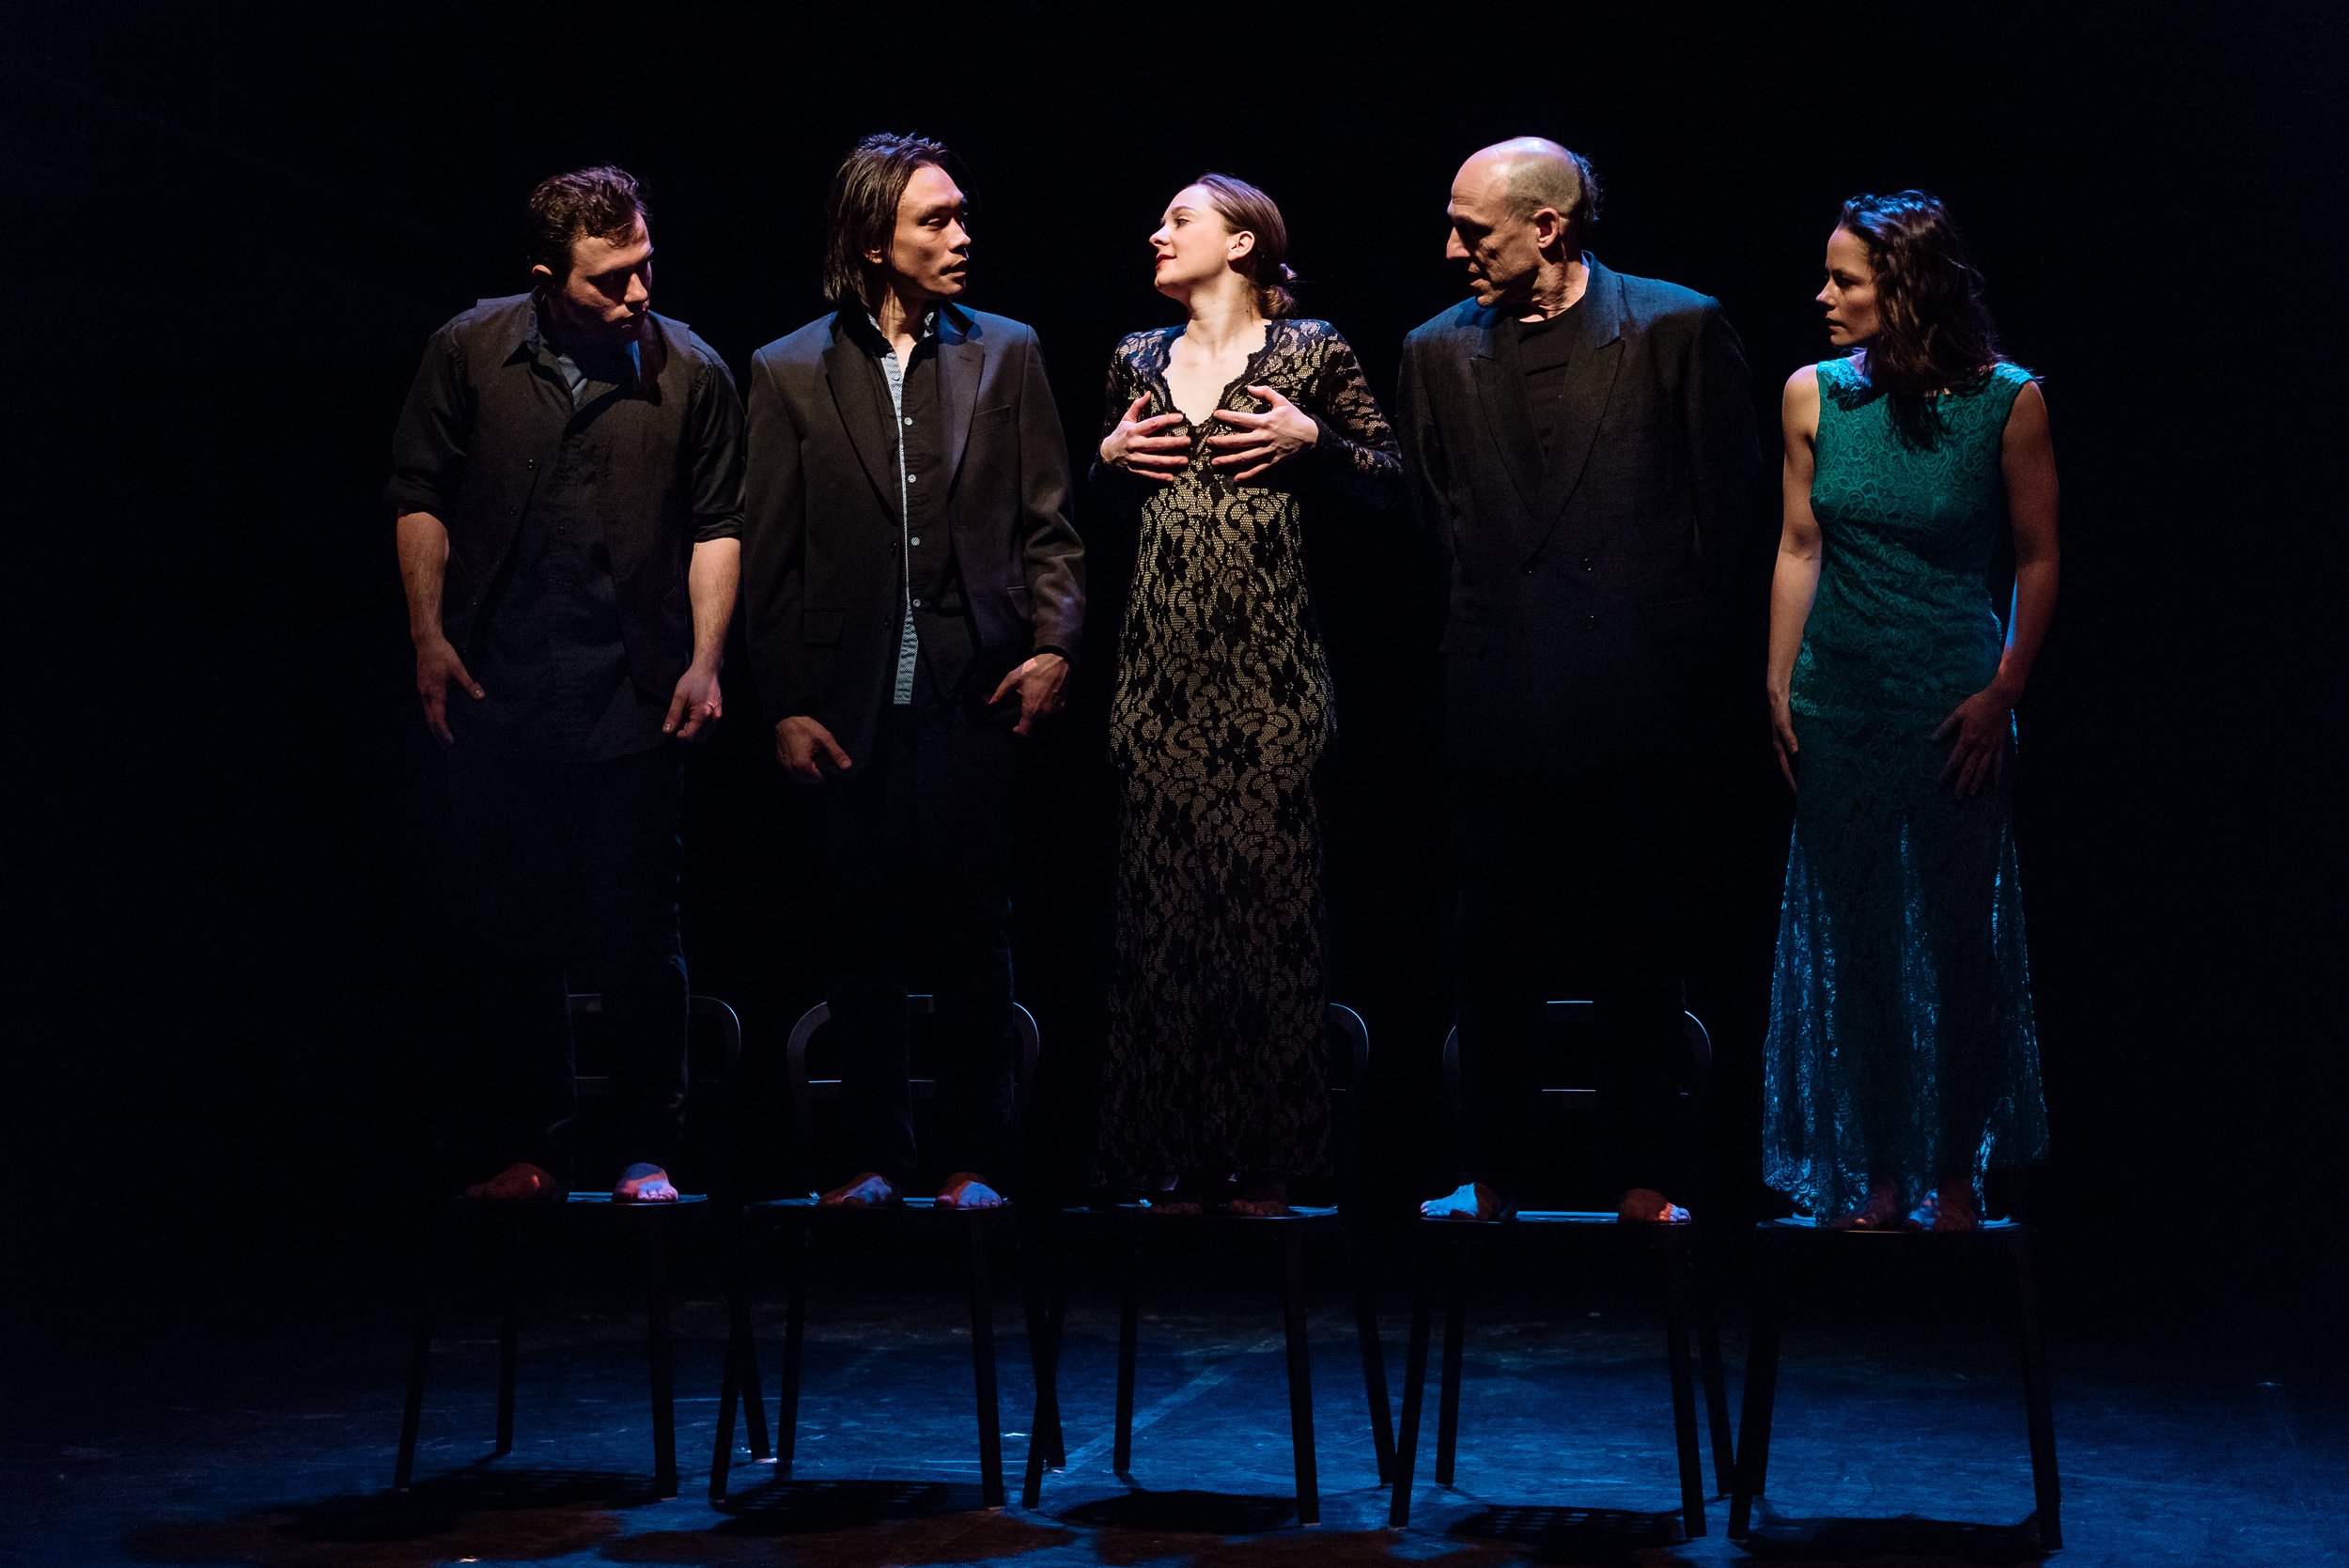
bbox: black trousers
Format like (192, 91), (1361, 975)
(447, 741), (688, 1185)
(1451, 763), (1704, 1201)
(815, 687), (1018, 1192)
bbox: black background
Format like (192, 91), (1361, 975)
(8, 2), (2343, 1336)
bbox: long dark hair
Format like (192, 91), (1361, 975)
(821, 132), (950, 310)
(1194, 172), (1298, 318)
(1838, 190), (2007, 445)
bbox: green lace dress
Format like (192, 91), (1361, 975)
(1763, 357), (2050, 1219)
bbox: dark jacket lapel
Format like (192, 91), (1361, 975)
(1530, 260), (1627, 544)
(819, 314), (900, 517)
(1470, 307), (1544, 527)
(938, 307), (983, 488)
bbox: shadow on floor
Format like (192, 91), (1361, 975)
(1061, 1486), (1301, 1533)
(704, 1475), (991, 1532)
(120, 1466), (645, 1564)
(1446, 1503), (1692, 1562)
(1735, 1511), (2051, 1563)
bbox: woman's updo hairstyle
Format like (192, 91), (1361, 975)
(1195, 172), (1298, 318)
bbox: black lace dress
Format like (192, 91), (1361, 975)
(1092, 318), (1403, 1188)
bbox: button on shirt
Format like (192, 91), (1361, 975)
(866, 310), (944, 705)
(467, 314), (665, 759)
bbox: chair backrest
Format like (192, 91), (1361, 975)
(567, 993), (743, 1185)
(1439, 1000), (1712, 1122)
(1325, 1001), (1372, 1200)
(782, 995), (1042, 1152)
(568, 992), (743, 1091)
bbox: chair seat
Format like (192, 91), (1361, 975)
(447, 1190), (710, 1218)
(1759, 1215), (2024, 1241)
(743, 1194), (1021, 1222)
(1103, 1202), (1345, 1230)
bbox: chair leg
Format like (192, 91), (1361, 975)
(776, 1222), (809, 1476)
(967, 1222), (1005, 1509)
(645, 1216), (678, 1500)
(495, 1218), (523, 1457)
(1730, 1239), (1787, 1539)
(1661, 1236), (1707, 1538)
(1113, 1223), (1141, 1478)
(2011, 1231), (2062, 1551)
(1692, 1242), (1735, 1496)
(1435, 1265), (1465, 1487)
(1388, 1252), (1435, 1528)
(1348, 1231), (1396, 1483)
(1276, 1227), (1319, 1526)
(1019, 1231), (1064, 1509)
(739, 1318), (771, 1461)
(393, 1219), (440, 1492)
(710, 1219), (760, 1502)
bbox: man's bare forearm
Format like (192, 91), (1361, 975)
(396, 511), (453, 641)
(687, 537), (740, 670)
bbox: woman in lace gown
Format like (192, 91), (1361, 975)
(1092, 175), (1402, 1215)
(1764, 192), (2059, 1232)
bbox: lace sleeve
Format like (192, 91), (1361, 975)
(1090, 336), (1146, 495)
(1305, 328), (1405, 508)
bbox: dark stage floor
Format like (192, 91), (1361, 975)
(7, 1234), (2345, 1568)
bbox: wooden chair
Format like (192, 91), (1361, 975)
(708, 994), (1058, 1509)
(1020, 1003), (1395, 1526)
(395, 991), (741, 1499)
(1729, 1216), (2061, 1549)
(1389, 1001), (1735, 1536)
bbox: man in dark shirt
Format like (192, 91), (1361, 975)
(741, 133), (1083, 1210)
(1397, 138), (1766, 1225)
(389, 164), (746, 1204)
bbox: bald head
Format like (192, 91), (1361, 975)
(1460, 137), (1596, 229)
(1445, 137), (1599, 313)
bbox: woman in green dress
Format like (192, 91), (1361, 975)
(1764, 192), (2059, 1231)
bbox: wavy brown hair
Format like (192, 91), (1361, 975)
(1839, 190), (2009, 445)
(1194, 172), (1298, 318)
(822, 132), (951, 310)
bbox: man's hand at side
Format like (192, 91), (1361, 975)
(414, 632), (483, 746)
(775, 716), (851, 783)
(663, 663), (723, 741)
(988, 651), (1068, 738)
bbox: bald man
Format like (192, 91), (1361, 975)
(1396, 138), (1765, 1225)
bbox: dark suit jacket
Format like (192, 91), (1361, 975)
(387, 294), (746, 700)
(740, 304), (1084, 770)
(1396, 257), (1766, 778)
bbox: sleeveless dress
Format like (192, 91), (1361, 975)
(1092, 318), (1402, 1188)
(1763, 357), (2050, 1219)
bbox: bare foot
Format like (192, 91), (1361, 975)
(614, 1162), (679, 1203)
(1910, 1186), (1982, 1232)
(1421, 1181), (1515, 1222)
(1617, 1188), (1690, 1224)
(1226, 1179), (1291, 1219)
(1828, 1182), (1904, 1231)
(466, 1162), (565, 1203)
(936, 1172), (1005, 1209)
(818, 1172), (900, 1207)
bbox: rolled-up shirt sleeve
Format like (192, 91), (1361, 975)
(685, 340), (747, 544)
(386, 322), (471, 518)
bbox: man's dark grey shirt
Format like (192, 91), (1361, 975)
(387, 294), (745, 759)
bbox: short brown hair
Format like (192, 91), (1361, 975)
(1193, 172), (1298, 318)
(525, 164), (648, 279)
(822, 132), (951, 310)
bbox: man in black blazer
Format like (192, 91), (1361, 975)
(1397, 138), (1765, 1224)
(741, 134), (1083, 1210)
